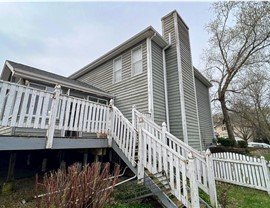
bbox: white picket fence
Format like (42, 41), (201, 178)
(212, 152), (270, 194)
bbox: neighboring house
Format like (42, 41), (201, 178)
(69, 10), (214, 150)
(214, 123), (253, 142)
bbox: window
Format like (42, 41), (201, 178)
(131, 46), (142, 76)
(113, 57), (122, 83)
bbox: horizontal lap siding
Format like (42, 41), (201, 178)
(14, 128), (62, 137)
(177, 17), (201, 150)
(0, 126), (12, 135)
(195, 77), (214, 149)
(77, 41), (148, 121)
(162, 15), (184, 141)
(152, 41), (166, 126)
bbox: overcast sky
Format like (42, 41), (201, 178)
(0, 2), (213, 77)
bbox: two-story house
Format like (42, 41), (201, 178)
(69, 10), (214, 150)
(0, 10), (217, 207)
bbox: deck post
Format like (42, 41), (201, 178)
(261, 156), (270, 195)
(137, 116), (145, 181)
(161, 122), (167, 144)
(206, 149), (218, 207)
(188, 152), (200, 208)
(132, 104), (137, 128)
(2, 152), (16, 193)
(107, 99), (114, 147)
(45, 85), (61, 149)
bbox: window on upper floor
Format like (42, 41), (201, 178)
(113, 57), (122, 83)
(131, 46), (142, 76)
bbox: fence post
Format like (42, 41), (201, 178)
(107, 99), (114, 147)
(188, 152), (200, 208)
(137, 116), (145, 181)
(161, 122), (167, 144)
(206, 149), (218, 207)
(45, 85), (61, 149)
(261, 156), (270, 195)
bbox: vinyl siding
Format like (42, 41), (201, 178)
(152, 41), (166, 126)
(76, 40), (148, 121)
(13, 128), (62, 137)
(0, 126), (12, 135)
(177, 16), (201, 150)
(195, 77), (214, 149)
(162, 15), (184, 141)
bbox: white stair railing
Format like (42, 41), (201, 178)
(108, 101), (137, 167)
(133, 106), (217, 207)
(137, 118), (200, 207)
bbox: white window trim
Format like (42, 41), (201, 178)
(113, 56), (122, 83)
(131, 45), (143, 76)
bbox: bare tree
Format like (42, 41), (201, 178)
(204, 2), (270, 141)
(233, 70), (270, 141)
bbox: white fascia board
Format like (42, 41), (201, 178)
(1, 61), (15, 79)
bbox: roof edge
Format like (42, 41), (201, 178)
(193, 67), (212, 87)
(69, 26), (168, 79)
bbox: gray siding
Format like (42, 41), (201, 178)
(13, 128), (62, 137)
(0, 126), (12, 135)
(195, 77), (214, 149)
(77, 41), (148, 121)
(152, 41), (166, 126)
(177, 16), (201, 149)
(162, 15), (184, 141)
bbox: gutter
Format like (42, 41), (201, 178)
(147, 33), (156, 120)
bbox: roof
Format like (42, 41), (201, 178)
(69, 26), (168, 79)
(193, 67), (212, 88)
(4, 60), (113, 98)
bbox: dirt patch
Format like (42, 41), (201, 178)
(0, 177), (36, 208)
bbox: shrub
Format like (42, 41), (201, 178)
(36, 162), (120, 208)
(217, 137), (235, 147)
(237, 140), (248, 148)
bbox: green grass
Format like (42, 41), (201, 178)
(217, 182), (270, 208)
(263, 153), (270, 161)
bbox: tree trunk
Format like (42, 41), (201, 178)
(220, 98), (235, 141)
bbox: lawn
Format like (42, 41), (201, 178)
(263, 153), (270, 161)
(217, 182), (270, 208)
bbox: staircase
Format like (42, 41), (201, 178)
(0, 81), (217, 208)
(109, 101), (217, 208)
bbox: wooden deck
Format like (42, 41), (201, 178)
(0, 136), (108, 150)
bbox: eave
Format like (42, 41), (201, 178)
(193, 67), (212, 88)
(69, 26), (168, 79)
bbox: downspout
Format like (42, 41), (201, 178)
(147, 33), (156, 120)
(162, 44), (171, 132)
